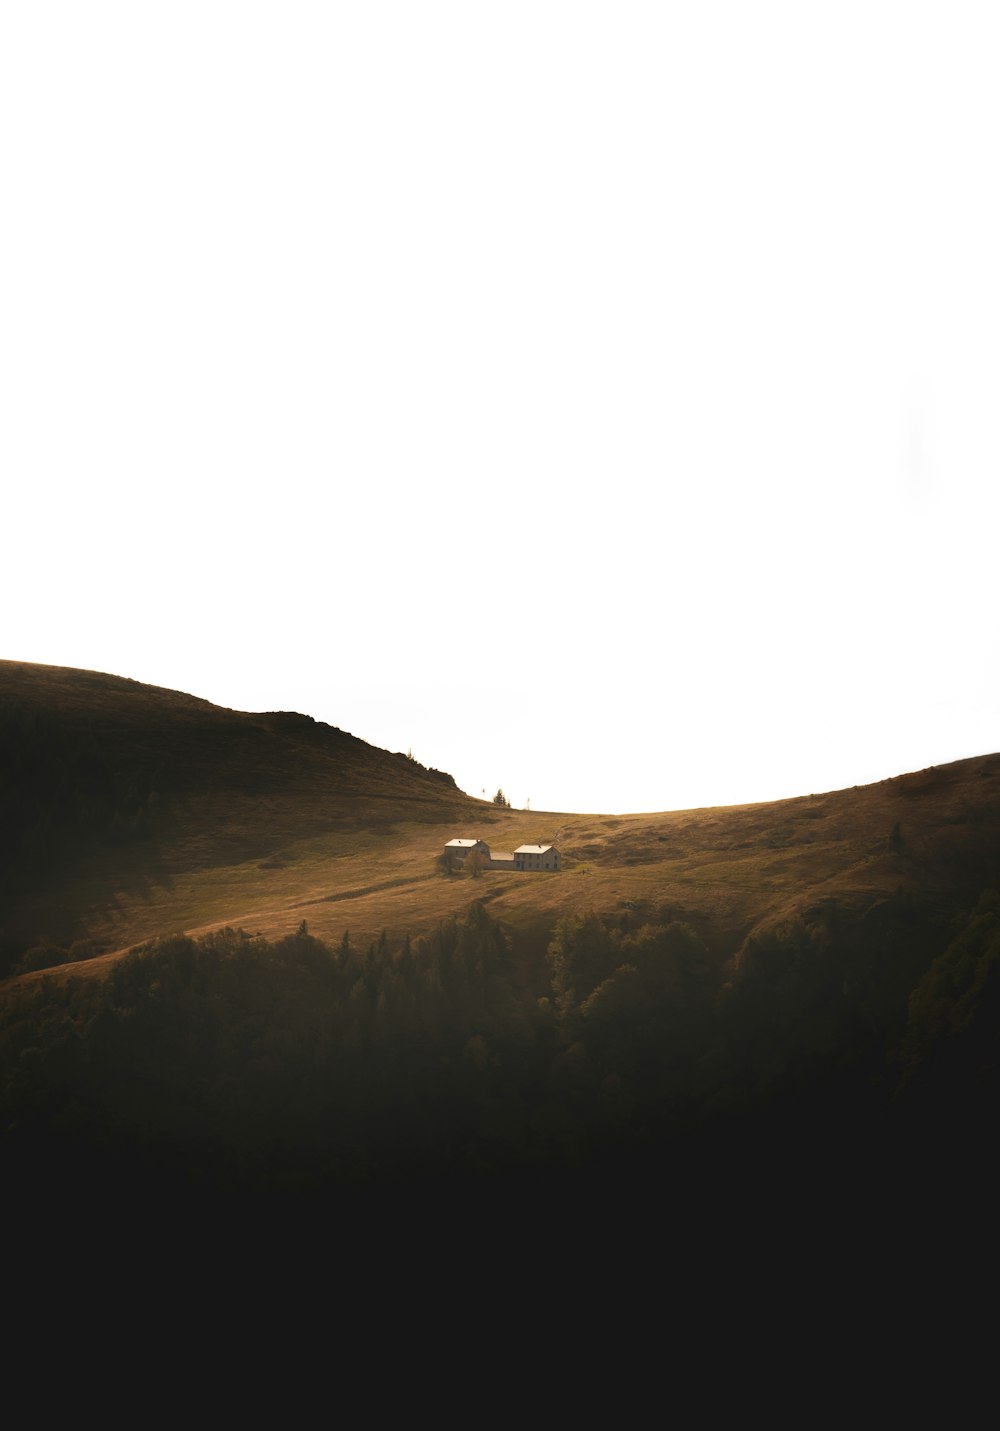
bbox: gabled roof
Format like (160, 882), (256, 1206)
(515, 844), (555, 854)
(446, 838), (485, 849)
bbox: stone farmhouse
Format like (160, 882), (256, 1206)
(514, 844), (561, 871)
(444, 838), (490, 862)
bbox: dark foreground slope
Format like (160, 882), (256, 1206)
(3, 878), (998, 1219)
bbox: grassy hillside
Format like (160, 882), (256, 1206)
(0, 659), (479, 969)
(2, 660), (999, 1207)
(5, 659), (998, 984)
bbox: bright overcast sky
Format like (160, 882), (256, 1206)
(3, 4), (999, 813)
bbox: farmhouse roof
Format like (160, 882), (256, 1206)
(446, 838), (483, 849)
(515, 844), (554, 855)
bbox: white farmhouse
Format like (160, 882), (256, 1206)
(443, 838), (491, 869)
(514, 844), (561, 871)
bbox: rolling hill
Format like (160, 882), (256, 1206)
(0, 658), (477, 970)
(2, 659), (999, 1206)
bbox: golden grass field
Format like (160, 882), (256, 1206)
(4, 659), (999, 995)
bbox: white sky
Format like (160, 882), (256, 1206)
(3, 3), (998, 814)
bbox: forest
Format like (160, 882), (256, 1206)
(3, 888), (996, 1201)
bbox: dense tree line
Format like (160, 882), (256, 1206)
(1, 888), (997, 1198)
